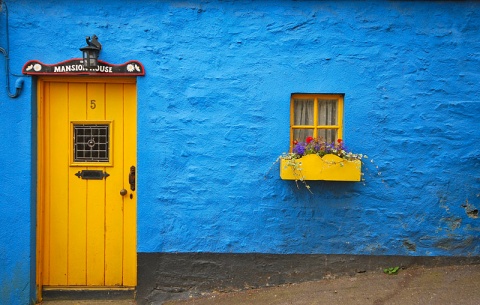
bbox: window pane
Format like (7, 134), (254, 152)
(318, 99), (337, 126)
(294, 99), (314, 125)
(74, 124), (110, 162)
(317, 129), (337, 143)
(293, 129), (314, 142)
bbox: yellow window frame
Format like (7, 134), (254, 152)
(289, 93), (344, 151)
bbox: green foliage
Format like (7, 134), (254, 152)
(383, 266), (400, 275)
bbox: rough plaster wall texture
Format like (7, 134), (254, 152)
(1, 5), (479, 299)
(135, 1), (480, 256)
(0, 2), (34, 304)
(0, 98), (33, 304)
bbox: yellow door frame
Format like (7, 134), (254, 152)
(36, 76), (137, 301)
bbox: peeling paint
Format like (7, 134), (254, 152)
(434, 236), (476, 252)
(440, 217), (462, 232)
(403, 240), (417, 252)
(462, 200), (479, 219)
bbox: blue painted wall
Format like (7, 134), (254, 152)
(1, 0), (480, 303)
(0, 1), (34, 304)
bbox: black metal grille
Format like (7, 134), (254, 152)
(73, 124), (109, 162)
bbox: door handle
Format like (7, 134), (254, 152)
(120, 188), (128, 196)
(129, 166), (136, 191)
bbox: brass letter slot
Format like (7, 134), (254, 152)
(75, 170), (110, 180)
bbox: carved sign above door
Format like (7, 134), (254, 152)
(22, 59), (145, 76)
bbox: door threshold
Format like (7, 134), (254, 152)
(42, 286), (135, 301)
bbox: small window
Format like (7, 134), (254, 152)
(73, 124), (110, 162)
(290, 93), (344, 150)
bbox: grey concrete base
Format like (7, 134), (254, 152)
(136, 253), (480, 304)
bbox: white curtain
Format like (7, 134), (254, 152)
(293, 99), (314, 142)
(293, 98), (337, 142)
(318, 99), (337, 142)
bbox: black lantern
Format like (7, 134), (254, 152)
(80, 35), (102, 68)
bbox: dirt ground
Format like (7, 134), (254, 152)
(164, 264), (480, 305)
(40, 264), (480, 305)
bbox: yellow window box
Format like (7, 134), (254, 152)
(280, 154), (362, 182)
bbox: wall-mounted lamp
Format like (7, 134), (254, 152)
(80, 35), (102, 68)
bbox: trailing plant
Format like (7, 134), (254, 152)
(275, 137), (368, 192)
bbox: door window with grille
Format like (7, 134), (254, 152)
(72, 122), (111, 164)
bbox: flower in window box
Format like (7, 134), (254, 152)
(279, 138), (366, 188)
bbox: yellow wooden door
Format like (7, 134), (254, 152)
(38, 77), (137, 289)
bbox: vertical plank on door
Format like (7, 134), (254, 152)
(105, 83), (125, 285)
(85, 82), (106, 285)
(47, 82), (70, 285)
(67, 83), (88, 285)
(123, 83), (137, 286)
(41, 82), (51, 285)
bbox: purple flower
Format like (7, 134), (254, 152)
(293, 142), (306, 155)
